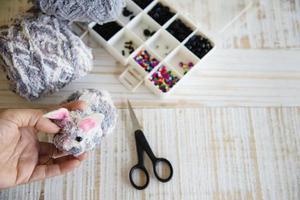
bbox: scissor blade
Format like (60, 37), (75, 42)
(127, 100), (142, 131)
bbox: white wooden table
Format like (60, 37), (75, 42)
(0, 0), (299, 199)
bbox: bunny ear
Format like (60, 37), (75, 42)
(78, 113), (104, 133)
(44, 108), (70, 121)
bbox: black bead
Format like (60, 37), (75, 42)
(148, 3), (175, 25)
(167, 19), (193, 42)
(133, 0), (153, 9)
(185, 35), (213, 59)
(92, 22), (122, 41)
(123, 7), (133, 17)
(129, 48), (135, 54)
(125, 41), (133, 45)
(143, 29), (151, 36)
(75, 136), (83, 142)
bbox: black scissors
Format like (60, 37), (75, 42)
(127, 100), (173, 190)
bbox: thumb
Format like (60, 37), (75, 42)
(0, 109), (60, 134)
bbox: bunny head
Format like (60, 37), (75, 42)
(44, 108), (105, 156)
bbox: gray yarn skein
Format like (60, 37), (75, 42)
(0, 14), (93, 101)
(38, 0), (125, 23)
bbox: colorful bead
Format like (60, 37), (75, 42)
(150, 66), (180, 93)
(179, 61), (194, 74)
(134, 50), (160, 72)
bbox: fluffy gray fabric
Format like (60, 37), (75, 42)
(0, 14), (93, 100)
(49, 89), (117, 156)
(37, 0), (125, 23)
(65, 89), (118, 136)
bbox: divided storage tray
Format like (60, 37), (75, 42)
(88, 0), (215, 97)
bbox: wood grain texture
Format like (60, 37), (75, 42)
(0, 107), (299, 200)
(1, 48), (300, 108)
(0, 0), (299, 107)
(0, 0), (299, 199)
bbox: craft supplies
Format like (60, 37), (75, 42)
(123, 41), (135, 55)
(127, 100), (173, 190)
(150, 66), (180, 92)
(0, 14), (93, 101)
(134, 50), (160, 72)
(133, 0), (153, 9)
(167, 19), (194, 42)
(37, 0), (125, 23)
(179, 62), (194, 74)
(110, 30), (142, 58)
(93, 22), (123, 40)
(122, 7), (135, 20)
(88, 0), (215, 97)
(44, 89), (117, 156)
(143, 28), (155, 38)
(128, 14), (159, 41)
(147, 29), (179, 58)
(148, 2), (175, 25)
(185, 35), (214, 59)
(119, 1), (141, 25)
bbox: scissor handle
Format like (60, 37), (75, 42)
(129, 164), (149, 190)
(152, 158), (173, 182)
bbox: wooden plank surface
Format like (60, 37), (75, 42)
(0, 0), (299, 200)
(1, 48), (300, 108)
(0, 0), (299, 108)
(0, 107), (299, 200)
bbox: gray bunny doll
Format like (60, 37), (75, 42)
(44, 89), (117, 156)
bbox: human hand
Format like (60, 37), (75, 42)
(0, 101), (88, 189)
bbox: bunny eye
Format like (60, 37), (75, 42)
(75, 136), (83, 142)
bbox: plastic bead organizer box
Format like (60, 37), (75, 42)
(88, 0), (216, 97)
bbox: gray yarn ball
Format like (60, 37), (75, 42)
(38, 0), (125, 23)
(0, 14), (93, 101)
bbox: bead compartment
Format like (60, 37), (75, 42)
(133, 0), (154, 9)
(92, 22), (123, 41)
(149, 64), (181, 93)
(165, 46), (199, 76)
(166, 15), (196, 42)
(133, 48), (161, 72)
(127, 13), (160, 41)
(144, 63), (182, 95)
(185, 32), (214, 59)
(119, 0), (142, 25)
(108, 28), (143, 62)
(88, 0), (215, 97)
(146, 29), (179, 58)
(147, 2), (176, 26)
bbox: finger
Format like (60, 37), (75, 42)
(77, 152), (88, 161)
(0, 109), (59, 133)
(54, 153), (88, 163)
(40, 101), (86, 133)
(38, 145), (88, 165)
(61, 101), (87, 111)
(39, 142), (68, 158)
(36, 118), (60, 133)
(29, 158), (82, 182)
